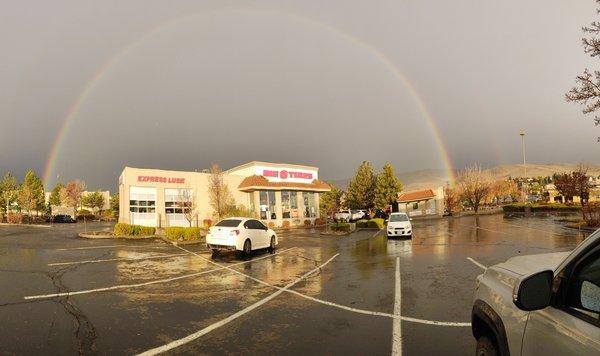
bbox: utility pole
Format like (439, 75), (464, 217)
(520, 130), (527, 202)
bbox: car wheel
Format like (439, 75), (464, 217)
(243, 239), (252, 256)
(211, 249), (220, 257)
(268, 236), (276, 253)
(476, 335), (498, 356)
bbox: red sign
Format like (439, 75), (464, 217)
(261, 169), (313, 180)
(137, 176), (185, 184)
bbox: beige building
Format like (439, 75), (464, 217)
(118, 161), (330, 228)
(397, 187), (445, 217)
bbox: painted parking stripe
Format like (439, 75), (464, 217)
(392, 256), (402, 356)
(56, 245), (170, 251)
(467, 257), (487, 270)
(174, 245), (471, 327)
(48, 253), (189, 266)
(24, 248), (296, 300)
(137, 253), (340, 356)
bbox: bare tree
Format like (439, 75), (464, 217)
(457, 165), (493, 214)
(491, 179), (522, 204)
(443, 185), (459, 214)
(554, 164), (590, 206)
(177, 188), (196, 227)
(208, 163), (234, 219)
(60, 180), (86, 212)
(566, 1), (600, 139)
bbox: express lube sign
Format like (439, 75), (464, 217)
(137, 176), (185, 184)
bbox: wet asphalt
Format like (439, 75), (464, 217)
(0, 215), (592, 355)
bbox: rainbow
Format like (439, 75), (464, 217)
(43, 7), (456, 188)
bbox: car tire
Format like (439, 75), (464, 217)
(211, 249), (220, 257)
(476, 335), (498, 356)
(243, 239), (252, 256)
(268, 236), (276, 253)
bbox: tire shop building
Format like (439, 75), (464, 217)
(118, 161), (330, 228)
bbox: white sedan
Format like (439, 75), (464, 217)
(206, 217), (278, 255)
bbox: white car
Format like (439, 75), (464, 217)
(351, 210), (365, 221)
(386, 212), (412, 238)
(472, 230), (600, 355)
(206, 217), (278, 255)
(335, 210), (352, 222)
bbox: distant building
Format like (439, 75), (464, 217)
(544, 183), (600, 204)
(396, 187), (445, 217)
(44, 190), (111, 212)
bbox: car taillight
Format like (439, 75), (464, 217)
(229, 229), (240, 236)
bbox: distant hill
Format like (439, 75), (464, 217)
(328, 163), (600, 192)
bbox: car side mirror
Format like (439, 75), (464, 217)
(384, 219), (388, 223)
(513, 270), (553, 311)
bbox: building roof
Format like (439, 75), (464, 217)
(398, 189), (435, 203)
(238, 175), (331, 192)
(226, 161), (319, 174)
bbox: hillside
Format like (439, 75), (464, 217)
(329, 163), (600, 192)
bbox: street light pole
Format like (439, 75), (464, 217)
(520, 130), (527, 201)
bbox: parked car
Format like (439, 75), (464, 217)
(350, 210), (365, 221)
(48, 214), (76, 223)
(206, 217), (278, 256)
(386, 212), (412, 238)
(334, 210), (352, 222)
(472, 230), (600, 355)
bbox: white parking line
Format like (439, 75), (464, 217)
(48, 253), (190, 266)
(56, 245), (170, 251)
(372, 229), (383, 238)
(467, 257), (487, 270)
(24, 248), (297, 300)
(137, 253), (340, 356)
(392, 257), (402, 356)
(174, 244), (471, 328)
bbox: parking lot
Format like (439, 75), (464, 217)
(0, 214), (592, 355)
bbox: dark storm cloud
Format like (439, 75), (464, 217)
(1, 0), (599, 190)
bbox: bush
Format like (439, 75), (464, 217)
(165, 226), (203, 241)
(367, 218), (385, 229)
(7, 212), (24, 224)
(503, 203), (581, 213)
(355, 219), (369, 228)
(582, 203), (600, 227)
(203, 219), (213, 229)
(268, 222), (276, 229)
(329, 222), (352, 233)
(114, 223), (156, 237)
(314, 218), (326, 226)
(303, 219), (312, 226)
(282, 220), (291, 229)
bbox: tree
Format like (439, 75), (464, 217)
(48, 182), (64, 207)
(491, 179), (521, 204)
(345, 161), (376, 210)
(566, 1), (600, 139)
(374, 162), (403, 210)
(177, 188), (196, 227)
(457, 165), (493, 214)
(60, 180), (86, 212)
(82, 191), (105, 214)
(17, 170), (45, 218)
(553, 165), (590, 205)
(320, 182), (344, 221)
(0, 172), (18, 213)
(208, 163), (234, 219)
(444, 185), (459, 214)
(110, 193), (119, 217)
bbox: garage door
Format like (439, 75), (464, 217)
(129, 186), (157, 227)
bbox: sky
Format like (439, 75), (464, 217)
(1, 0), (600, 190)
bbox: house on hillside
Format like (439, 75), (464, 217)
(396, 187), (444, 217)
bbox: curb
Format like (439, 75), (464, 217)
(0, 223), (52, 228)
(78, 232), (159, 240)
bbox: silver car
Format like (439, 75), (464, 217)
(472, 230), (600, 355)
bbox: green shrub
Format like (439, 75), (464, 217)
(356, 219), (369, 228)
(329, 222), (352, 233)
(165, 226), (203, 241)
(503, 203), (581, 213)
(367, 218), (385, 229)
(114, 223), (156, 237)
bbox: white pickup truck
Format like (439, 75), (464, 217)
(472, 230), (600, 355)
(334, 210), (365, 222)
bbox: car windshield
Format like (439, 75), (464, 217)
(389, 214), (408, 222)
(215, 219), (241, 227)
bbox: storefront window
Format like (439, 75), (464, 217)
(248, 192), (255, 214)
(259, 191), (277, 220)
(303, 192), (316, 218)
(281, 191), (299, 218)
